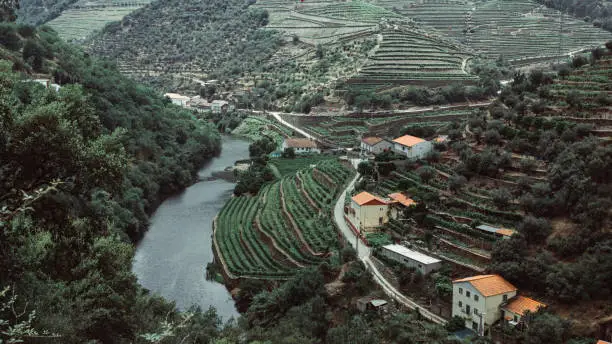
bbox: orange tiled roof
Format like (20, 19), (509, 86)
(496, 228), (515, 237)
(596, 341), (612, 344)
(285, 138), (317, 148)
(388, 193), (416, 207)
(392, 135), (426, 147)
(362, 137), (384, 146)
(453, 274), (517, 297)
(503, 296), (546, 316)
(351, 191), (387, 206)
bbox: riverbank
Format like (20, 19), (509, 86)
(132, 136), (251, 321)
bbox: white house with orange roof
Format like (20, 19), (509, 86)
(360, 137), (393, 154)
(392, 135), (433, 160)
(282, 138), (320, 154)
(347, 191), (392, 234)
(501, 295), (546, 326)
(452, 274), (518, 334)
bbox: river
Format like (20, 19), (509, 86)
(133, 136), (250, 321)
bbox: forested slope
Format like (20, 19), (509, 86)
(87, 0), (281, 82)
(0, 23), (222, 342)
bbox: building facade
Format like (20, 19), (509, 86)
(282, 138), (321, 154)
(361, 137), (393, 154)
(392, 135), (433, 160)
(501, 296), (546, 326)
(211, 100), (230, 114)
(164, 93), (190, 107)
(379, 244), (442, 275)
(347, 191), (390, 233)
(452, 275), (518, 334)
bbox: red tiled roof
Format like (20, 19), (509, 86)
(351, 191), (388, 206)
(362, 137), (384, 146)
(392, 135), (426, 147)
(284, 138), (317, 148)
(388, 193), (416, 207)
(503, 296), (546, 316)
(453, 274), (517, 297)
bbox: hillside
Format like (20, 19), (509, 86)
(16, 0), (78, 25)
(0, 22), (226, 342)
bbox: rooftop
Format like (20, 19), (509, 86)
(362, 137), (385, 146)
(453, 274), (517, 297)
(212, 100), (229, 106)
(503, 296), (546, 316)
(351, 191), (387, 206)
(381, 244), (441, 265)
(164, 93), (190, 100)
(476, 225), (514, 237)
(597, 341), (612, 344)
(284, 138), (318, 149)
(388, 192), (416, 207)
(392, 135), (426, 147)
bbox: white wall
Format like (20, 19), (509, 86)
(281, 141), (320, 154)
(361, 141), (393, 154)
(379, 248), (441, 274)
(171, 98), (187, 107)
(393, 141), (433, 159)
(452, 282), (517, 332)
(350, 201), (389, 233)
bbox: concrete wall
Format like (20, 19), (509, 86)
(361, 140), (393, 154)
(393, 141), (433, 160)
(379, 247), (441, 275)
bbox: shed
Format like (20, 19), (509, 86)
(476, 225), (515, 239)
(379, 244), (442, 275)
(356, 297), (388, 312)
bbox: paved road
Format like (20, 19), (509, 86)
(332, 174), (447, 324)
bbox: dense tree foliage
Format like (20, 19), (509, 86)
(0, 26), (221, 342)
(88, 0), (281, 81)
(536, 0), (612, 31)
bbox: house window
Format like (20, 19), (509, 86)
(474, 295), (479, 302)
(418, 264), (422, 269)
(466, 291), (471, 298)
(459, 288), (463, 295)
(459, 301), (462, 307)
(514, 315), (518, 322)
(466, 305), (471, 314)
(472, 321), (478, 331)
(474, 308), (479, 315)
(503, 294), (508, 302)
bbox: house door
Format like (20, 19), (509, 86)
(379, 217), (383, 225)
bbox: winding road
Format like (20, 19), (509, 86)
(332, 174), (447, 324)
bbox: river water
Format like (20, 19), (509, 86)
(133, 136), (250, 321)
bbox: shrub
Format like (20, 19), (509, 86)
(491, 188), (512, 208)
(0, 23), (20, 51)
(518, 216), (551, 243)
(416, 166), (435, 183)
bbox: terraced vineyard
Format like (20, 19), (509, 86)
(375, 0), (611, 65)
(295, 106), (478, 147)
(47, 1), (152, 41)
(214, 159), (354, 280)
(354, 30), (476, 85)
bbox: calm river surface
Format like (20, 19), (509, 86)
(133, 136), (250, 321)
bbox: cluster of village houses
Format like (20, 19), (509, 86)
(164, 93), (234, 114)
(158, 97), (610, 340)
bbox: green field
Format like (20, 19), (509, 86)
(215, 159), (354, 279)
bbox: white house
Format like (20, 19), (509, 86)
(500, 295), (546, 326)
(392, 135), (433, 160)
(361, 137), (393, 154)
(347, 191), (391, 234)
(282, 138), (320, 154)
(379, 244), (442, 275)
(211, 100), (230, 114)
(164, 93), (190, 107)
(452, 274), (518, 335)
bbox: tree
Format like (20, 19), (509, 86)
(524, 311), (570, 344)
(416, 166), (435, 183)
(445, 316), (465, 332)
(484, 129), (501, 145)
(566, 90), (581, 108)
(315, 44), (324, 59)
(358, 161), (374, 177)
(22, 39), (45, 71)
(448, 175), (467, 193)
(518, 216), (551, 243)
(282, 147), (295, 158)
(491, 188), (512, 208)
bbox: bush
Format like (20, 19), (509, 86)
(446, 316), (466, 332)
(518, 216), (551, 243)
(491, 188), (512, 208)
(448, 175), (467, 193)
(416, 166), (435, 183)
(0, 23), (20, 50)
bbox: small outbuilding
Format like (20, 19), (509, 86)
(164, 93), (190, 107)
(501, 296), (546, 326)
(361, 137), (393, 154)
(379, 244), (442, 275)
(476, 224), (515, 239)
(356, 297), (388, 312)
(211, 100), (230, 114)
